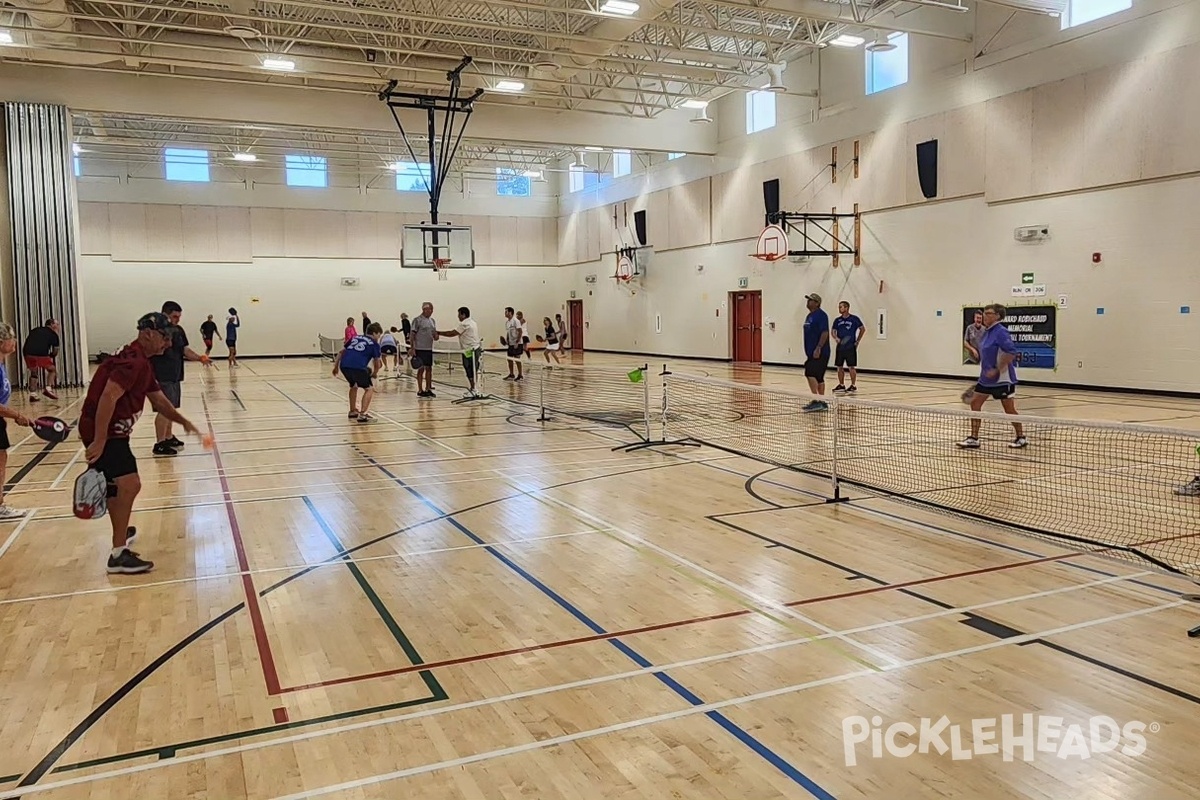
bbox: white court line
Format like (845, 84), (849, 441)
(49, 447), (84, 490)
(514, 484), (902, 671)
(310, 383), (468, 458)
(0, 574), (1171, 799)
(0, 528), (614, 607)
(0, 509), (39, 560)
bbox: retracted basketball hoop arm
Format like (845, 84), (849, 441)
(765, 207), (861, 266)
(379, 57), (483, 230)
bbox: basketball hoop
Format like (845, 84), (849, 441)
(433, 257), (451, 281)
(750, 223), (789, 262)
(613, 254), (635, 284)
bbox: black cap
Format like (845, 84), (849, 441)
(136, 312), (176, 334)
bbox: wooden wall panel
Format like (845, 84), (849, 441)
(667, 179), (711, 250)
(144, 204), (182, 262)
(181, 206), (218, 262)
(109, 204), (147, 262)
(984, 89), (1033, 202)
(942, 104), (985, 199)
(516, 217), (544, 264)
(345, 211), (381, 260)
(77, 202), (111, 255)
(215, 207), (252, 262)
(542, 218), (558, 265)
(250, 208), (284, 257)
(489, 216), (520, 264)
(1032, 75), (1087, 197)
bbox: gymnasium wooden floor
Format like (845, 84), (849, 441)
(0, 352), (1197, 799)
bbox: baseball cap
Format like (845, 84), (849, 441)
(136, 311), (177, 334)
(805, 293), (822, 303)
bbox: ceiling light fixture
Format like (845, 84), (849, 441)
(600, 0), (640, 16)
(495, 79), (526, 92)
(584, 146), (604, 152)
(829, 34), (865, 48)
(681, 99), (708, 109)
(262, 57), (296, 71)
(690, 107), (712, 125)
(522, 169), (542, 178)
(233, 152), (258, 162)
(865, 32), (898, 52)
(0, 30), (14, 45)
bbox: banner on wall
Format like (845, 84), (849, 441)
(961, 305), (1056, 370)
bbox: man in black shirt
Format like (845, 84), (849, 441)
(199, 315), (221, 356)
(151, 301), (209, 456)
(22, 319), (60, 402)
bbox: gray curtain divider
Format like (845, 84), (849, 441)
(4, 102), (85, 388)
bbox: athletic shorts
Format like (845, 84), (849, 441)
(159, 381), (182, 409)
(506, 344), (523, 358)
(342, 367), (373, 390)
(0, 418), (9, 451)
(380, 345), (398, 356)
(835, 347), (858, 368)
(804, 355), (829, 383)
(546, 341), (560, 351)
(24, 355), (54, 371)
(90, 437), (138, 482)
(462, 349), (480, 383)
(414, 349), (434, 369)
(974, 383), (1016, 400)
(226, 337), (237, 347)
(203, 338), (214, 350)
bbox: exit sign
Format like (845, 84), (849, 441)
(1021, 272), (1035, 284)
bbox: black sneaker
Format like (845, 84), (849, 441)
(107, 548), (154, 574)
(833, 384), (846, 393)
(152, 442), (178, 456)
(426, 390), (437, 398)
(167, 436), (185, 449)
(848, 385), (858, 393)
(348, 410), (360, 418)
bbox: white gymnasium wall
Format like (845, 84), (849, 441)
(76, 153), (564, 355)
(560, 0), (1200, 393)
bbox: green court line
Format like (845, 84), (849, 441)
(39, 495), (447, 776)
(301, 495), (444, 699)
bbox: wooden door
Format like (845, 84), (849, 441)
(731, 291), (762, 363)
(567, 299), (584, 351)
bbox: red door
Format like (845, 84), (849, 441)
(731, 291), (762, 363)
(568, 299), (584, 351)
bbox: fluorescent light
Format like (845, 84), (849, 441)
(830, 34), (865, 47)
(0, 30), (13, 45)
(494, 79), (526, 93)
(233, 152), (257, 162)
(262, 57), (295, 71)
(681, 99), (708, 109)
(600, 0), (639, 15)
(584, 146), (603, 152)
(522, 169), (542, 178)
(72, 143), (82, 155)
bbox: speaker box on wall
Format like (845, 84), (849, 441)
(633, 209), (647, 246)
(763, 178), (780, 220)
(916, 139), (938, 199)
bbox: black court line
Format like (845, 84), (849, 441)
(11, 418), (698, 785)
(3, 418), (74, 494)
(231, 389), (246, 411)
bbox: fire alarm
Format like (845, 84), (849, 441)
(1092, 252), (1102, 263)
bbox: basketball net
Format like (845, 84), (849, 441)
(613, 254), (636, 293)
(433, 257), (451, 281)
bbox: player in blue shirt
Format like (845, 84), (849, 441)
(802, 293), (831, 411)
(957, 303), (1027, 449)
(332, 322), (383, 423)
(831, 301), (865, 394)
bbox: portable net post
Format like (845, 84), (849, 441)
(613, 365), (699, 453)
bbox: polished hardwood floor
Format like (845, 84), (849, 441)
(0, 352), (1196, 799)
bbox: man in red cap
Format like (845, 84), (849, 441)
(79, 311), (201, 574)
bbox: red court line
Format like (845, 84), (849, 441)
(202, 395), (283, 696)
(272, 707), (290, 724)
(278, 548), (1089, 694)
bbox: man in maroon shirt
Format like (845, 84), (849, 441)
(81, 312), (201, 574)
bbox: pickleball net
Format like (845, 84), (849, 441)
(662, 372), (1200, 579)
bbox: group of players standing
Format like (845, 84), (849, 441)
(331, 305), (571, 421)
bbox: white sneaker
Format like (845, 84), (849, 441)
(1008, 437), (1029, 449)
(956, 437), (981, 449)
(0, 505), (26, 520)
(1175, 477), (1200, 497)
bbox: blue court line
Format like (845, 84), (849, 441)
(353, 446), (836, 799)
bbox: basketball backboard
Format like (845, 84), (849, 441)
(401, 223), (475, 268)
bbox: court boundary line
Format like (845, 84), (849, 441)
(1, 566), (1163, 794)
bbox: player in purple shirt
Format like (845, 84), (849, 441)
(957, 303), (1027, 449)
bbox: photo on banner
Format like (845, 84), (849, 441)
(960, 305), (1057, 369)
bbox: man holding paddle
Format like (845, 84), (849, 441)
(0, 322), (33, 520)
(79, 312), (203, 574)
